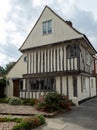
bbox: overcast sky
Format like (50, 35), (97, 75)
(0, 0), (97, 67)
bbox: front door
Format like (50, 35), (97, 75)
(73, 76), (77, 97)
(13, 80), (19, 97)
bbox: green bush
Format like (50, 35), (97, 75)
(36, 92), (72, 112)
(0, 117), (22, 123)
(12, 121), (31, 130)
(9, 97), (22, 105)
(12, 115), (45, 130)
(0, 77), (6, 98)
(0, 115), (45, 130)
(22, 98), (36, 106)
(23, 116), (41, 128)
(0, 97), (10, 103)
(36, 115), (45, 124)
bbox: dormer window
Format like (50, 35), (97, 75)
(42, 20), (52, 35)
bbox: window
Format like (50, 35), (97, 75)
(19, 80), (23, 90)
(42, 20), (52, 35)
(26, 78), (55, 91)
(81, 77), (86, 92)
(91, 79), (94, 89)
(67, 44), (80, 58)
(24, 56), (28, 62)
(85, 51), (90, 65)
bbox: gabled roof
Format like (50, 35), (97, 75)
(19, 6), (96, 54)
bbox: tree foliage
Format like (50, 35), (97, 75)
(0, 66), (5, 75)
(0, 62), (15, 75)
(5, 62), (15, 74)
(0, 77), (6, 98)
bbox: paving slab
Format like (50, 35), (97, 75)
(47, 121), (66, 129)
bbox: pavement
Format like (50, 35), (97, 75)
(35, 97), (97, 130)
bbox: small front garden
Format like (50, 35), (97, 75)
(0, 92), (73, 129)
(0, 115), (45, 130)
(0, 92), (73, 113)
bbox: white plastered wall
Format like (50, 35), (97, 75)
(56, 77), (61, 93)
(77, 76), (90, 101)
(56, 76), (67, 95)
(62, 76), (67, 95)
(54, 75), (96, 106)
(90, 77), (96, 97)
(68, 76), (73, 100)
(5, 55), (27, 97)
(21, 7), (83, 50)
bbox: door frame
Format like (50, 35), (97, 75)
(13, 79), (20, 97)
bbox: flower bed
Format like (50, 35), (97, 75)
(0, 115), (45, 130)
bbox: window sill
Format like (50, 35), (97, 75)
(42, 32), (53, 36)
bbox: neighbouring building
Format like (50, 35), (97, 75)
(93, 55), (97, 94)
(5, 6), (97, 105)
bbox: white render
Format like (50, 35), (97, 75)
(7, 55), (27, 78)
(5, 55), (27, 97)
(20, 7), (83, 51)
(6, 6), (97, 105)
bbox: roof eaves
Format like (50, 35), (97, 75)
(83, 35), (97, 54)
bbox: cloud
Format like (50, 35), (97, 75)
(70, 8), (97, 50)
(0, 0), (97, 67)
(50, 1), (97, 50)
(0, 0), (37, 66)
(0, 43), (21, 67)
(32, 0), (54, 8)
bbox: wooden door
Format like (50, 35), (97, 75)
(13, 80), (19, 97)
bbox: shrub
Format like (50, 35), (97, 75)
(22, 98), (36, 106)
(36, 92), (72, 112)
(0, 77), (6, 98)
(12, 121), (31, 130)
(9, 97), (22, 105)
(0, 117), (8, 122)
(23, 116), (41, 128)
(12, 115), (45, 130)
(0, 115), (45, 130)
(0, 117), (22, 123)
(36, 115), (45, 124)
(0, 97), (10, 103)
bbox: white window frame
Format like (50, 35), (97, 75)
(81, 77), (86, 92)
(42, 20), (52, 35)
(91, 78), (94, 89)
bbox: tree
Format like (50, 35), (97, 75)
(5, 62), (15, 74)
(0, 77), (6, 98)
(0, 66), (5, 75)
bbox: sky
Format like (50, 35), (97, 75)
(0, 0), (97, 67)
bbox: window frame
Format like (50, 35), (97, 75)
(67, 44), (80, 59)
(26, 78), (55, 92)
(81, 76), (86, 92)
(42, 20), (52, 35)
(91, 78), (94, 89)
